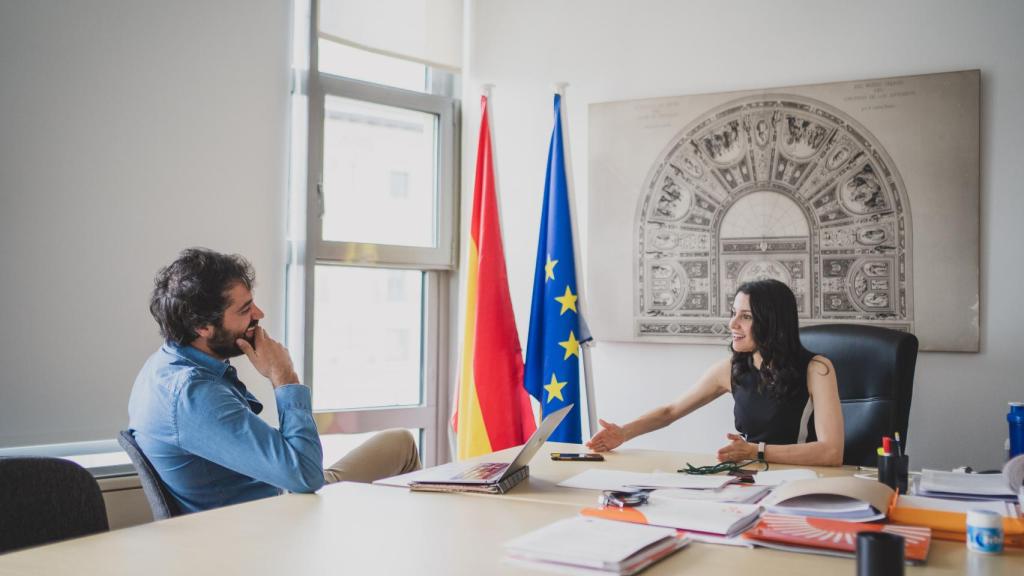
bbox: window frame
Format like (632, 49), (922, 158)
(312, 74), (458, 268)
(290, 8), (459, 467)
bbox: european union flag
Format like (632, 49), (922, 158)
(525, 93), (590, 443)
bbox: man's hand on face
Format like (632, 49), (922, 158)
(236, 327), (300, 389)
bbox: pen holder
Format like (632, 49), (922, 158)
(877, 453), (908, 493)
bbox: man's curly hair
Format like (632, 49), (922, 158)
(149, 248), (254, 345)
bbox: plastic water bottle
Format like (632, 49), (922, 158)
(1009, 402), (1024, 459)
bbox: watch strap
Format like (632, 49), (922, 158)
(757, 441), (766, 461)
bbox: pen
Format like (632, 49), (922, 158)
(894, 432), (902, 458)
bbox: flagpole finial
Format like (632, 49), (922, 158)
(481, 83), (495, 98)
(553, 82), (569, 95)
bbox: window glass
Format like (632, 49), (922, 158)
(321, 95), (438, 247)
(313, 265), (423, 411)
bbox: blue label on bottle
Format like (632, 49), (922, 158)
(966, 525), (1004, 554)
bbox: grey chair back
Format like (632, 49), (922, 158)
(0, 456), (109, 554)
(801, 324), (918, 467)
(117, 430), (182, 520)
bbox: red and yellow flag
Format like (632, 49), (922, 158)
(452, 94), (537, 460)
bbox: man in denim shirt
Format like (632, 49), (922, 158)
(129, 248), (420, 513)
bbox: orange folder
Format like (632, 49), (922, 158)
(887, 497), (1024, 547)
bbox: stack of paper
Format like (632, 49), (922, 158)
(896, 495), (1019, 516)
(581, 498), (762, 538)
(557, 469), (736, 491)
(918, 469), (1019, 501)
(503, 516), (688, 575)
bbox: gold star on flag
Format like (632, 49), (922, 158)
(543, 373), (567, 403)
(554, 285), (578, 315)
(545, 254), (558, 282)
(559, 331), (580, 360)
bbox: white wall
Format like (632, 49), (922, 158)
(0, 0), (292, 447)
(465, 0), (1024, 470)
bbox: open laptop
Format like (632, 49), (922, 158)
(405, 404), (573, 494)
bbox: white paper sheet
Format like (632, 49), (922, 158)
(752, 469), (819, 486)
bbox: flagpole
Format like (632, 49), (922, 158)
(553, 82), (598, 441)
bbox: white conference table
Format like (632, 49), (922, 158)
(0, 443), (1020, 575)
(404, 441), (860, 507)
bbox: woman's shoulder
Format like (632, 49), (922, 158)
(806, 354), (834, 377)
(709, 356), (735, 391)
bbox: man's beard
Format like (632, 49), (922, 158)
(207, 319), (258, 358)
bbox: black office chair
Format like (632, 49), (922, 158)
(117, 430), (182, 520)
(0, 456), (110, 554)
(801, 324), (919, 467)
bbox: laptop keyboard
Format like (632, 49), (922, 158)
(454, 462), (508, 480)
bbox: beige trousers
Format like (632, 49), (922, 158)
(323, 429), (422, 484)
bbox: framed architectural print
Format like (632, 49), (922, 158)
(588, 70), (979, 351)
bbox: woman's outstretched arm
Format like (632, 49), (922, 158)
(586, 358), (732, 452)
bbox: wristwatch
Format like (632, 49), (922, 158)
(757, 441), (766, 461)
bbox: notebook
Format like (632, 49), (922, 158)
(760, 476), (895, 522)
(581, 497), (763, 538)
(404, 404), (572, 494)
(503, 516), (688, 575)
(744, 513), (932, 563)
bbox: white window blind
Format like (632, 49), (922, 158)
(319, 0), (463, 72)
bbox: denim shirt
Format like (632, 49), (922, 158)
(128, 342), (324, 513)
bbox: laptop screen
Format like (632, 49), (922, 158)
(502, 404), (573, 479)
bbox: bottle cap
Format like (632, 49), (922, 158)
(967, 509), (1002, 529)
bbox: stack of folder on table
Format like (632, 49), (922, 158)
(889, 493), (1024, 546)
(503, 516), (688, 575)
(743, 513), (932, 563)
(886, 468), (1024, 546)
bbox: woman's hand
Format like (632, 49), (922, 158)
(586, 419), (626, 452)
(716, 433), (757, 462)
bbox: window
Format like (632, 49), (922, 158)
(288, 1), (459, 467)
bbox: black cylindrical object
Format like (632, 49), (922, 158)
(856, 532), (905, 576)
(877, 453), (898, 490)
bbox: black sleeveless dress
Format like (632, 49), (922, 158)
(732, 349), (818, 445)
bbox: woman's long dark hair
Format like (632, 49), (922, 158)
(730, 279), (808, 398)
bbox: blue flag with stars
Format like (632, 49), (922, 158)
(525, 93), (590, 443)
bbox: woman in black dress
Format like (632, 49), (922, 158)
(587, 279), (844, 466)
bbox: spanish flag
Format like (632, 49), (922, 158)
(452, 94), (537, 460)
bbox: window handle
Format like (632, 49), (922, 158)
(316, 178), (325, 218)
